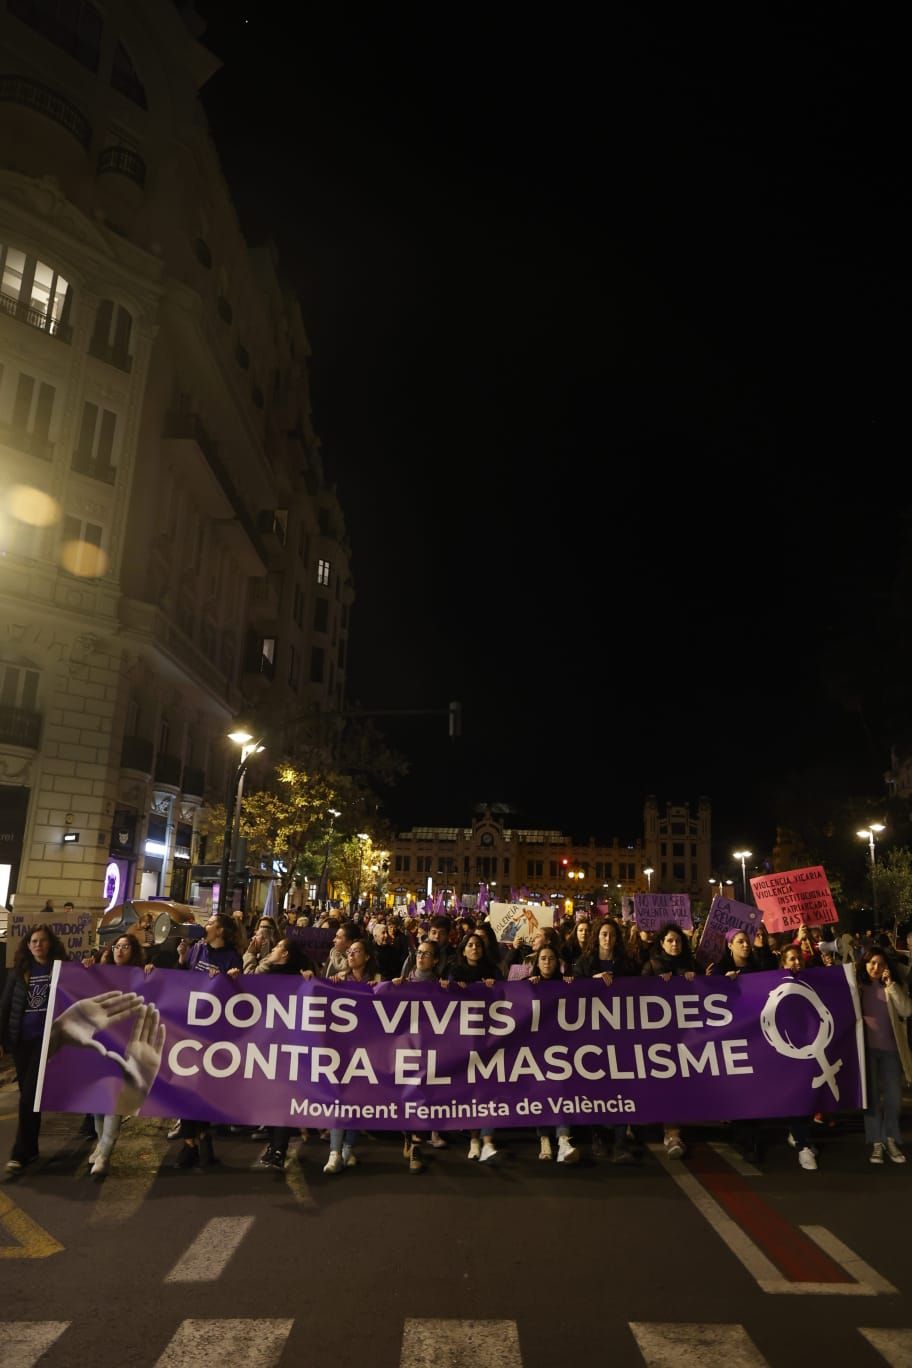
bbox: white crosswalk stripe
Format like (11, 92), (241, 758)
(163, 1216), (256, 1282)
(154, 1319), (293, 1367)
(400, 1318), (523, 1367)
(629, 1322), (768, 1367)
(0, 1321), (70, 1367)
(858, 1328), (912, 1366)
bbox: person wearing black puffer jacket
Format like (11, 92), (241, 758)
(641, 922), (703, 1160)
(1, 925), (69, 1172)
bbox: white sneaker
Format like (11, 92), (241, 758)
(557, 1138), (579, 1165)
(787, 1133), (818, 1155)
(870, 1142), (885, 1165)
(467, 1138), (481, 1160)
(342, 1147), (358, 1168)
(90, 1154), (109, 1177)
(664, 1138), (685, 1160)
(429, 1132), (448, 1149)
(539, 1136), (553, 1161)
(797, 1146), (818, 1170)
(87, 1148), (100, 1166)
(479, 1141), (499, 1163)
(885, 1139), (906, 1165)
(323, 1151), (344, 1174)
(166, 1121), (181, 1140)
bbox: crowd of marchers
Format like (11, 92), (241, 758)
(2, 905), (910, 1179)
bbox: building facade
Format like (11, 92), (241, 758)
(0, 0), (353, 925)
(387, 798), (712, 907)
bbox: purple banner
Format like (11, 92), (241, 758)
(697, 896), (762, 968)
(634, 893), (693, 932)
(36, 963), (866, 1129)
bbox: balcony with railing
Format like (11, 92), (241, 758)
(0, 705), (41, 749)
(0, 424), (53, 460)
(0, 73), (91, 148)
(120, 734), (153, 773)
(154, 752), (182, 787)
(0, 289), (72, 343)
(182, 767), (205, 798)
(71, 450), (116, 484)
(97, 144), (146, 188)
(87, 334), (133, 372)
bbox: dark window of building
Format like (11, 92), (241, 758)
(313, 597), (329, 633)
(671, 822), (686, 835)
(672, 842), (684, 857)
(111, 39), (147, 106)
(9, 0), (103, 71)
(310, 646), (324, 684)
(673, 863), (686, 880)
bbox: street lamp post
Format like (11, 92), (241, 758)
(732, 849), (752, 904)
(708, 878), (735, 901)
(643, 865), (654, 892)
(317, 808), (341, 908)
(354, 832), (369, 912)
(218, 729), (265, 915)
(856, 823), (885, 925)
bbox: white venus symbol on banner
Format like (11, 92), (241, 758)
(759, 980), (843, 1101)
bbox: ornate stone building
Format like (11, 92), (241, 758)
(386, 798), (712, 906)
(0, 0), (353, 923)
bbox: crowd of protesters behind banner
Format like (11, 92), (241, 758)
(2, 901), (911, 1179)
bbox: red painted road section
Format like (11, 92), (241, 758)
(686, 1145), (852, 1283)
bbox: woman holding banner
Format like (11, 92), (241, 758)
(446, 934), (504, 1162)
(573, 919), (639, 1163)
(642, 922), (701, 1160)
(856, 949), (912, 1165)
(529, 944), (579, 1163)
(1, 925), (70, 1172)
(83, 932), (147, 1177)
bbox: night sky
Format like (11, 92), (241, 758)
(197, 4), (906, 851)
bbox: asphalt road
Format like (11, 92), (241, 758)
(1, 1081), (911, 1368)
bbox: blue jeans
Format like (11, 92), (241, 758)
(328, 1128), (357, 1152)
(864, 1048), (903, 1144)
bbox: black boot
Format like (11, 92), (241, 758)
(199, 1134), (220, 1167)
(175, 1142), (199, 1170)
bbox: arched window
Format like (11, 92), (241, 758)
(0, 242), (72, 340)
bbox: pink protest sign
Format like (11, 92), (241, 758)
(633, 893), (693, 932)
(749, 865), (838, 933)
(696, 896), (761, 968)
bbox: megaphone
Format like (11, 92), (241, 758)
(154, 911), (205, 945)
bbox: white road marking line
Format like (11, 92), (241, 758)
(88, 1118), (171, 1225)
(0, 1321), (70, 1366)
(649, 1143), (889, 1296)
(154, 1319), (293, 1367)
(629, 1322), (768, 1367)
(707, 1141), (762, 1178)
(401, 1318), (522, 1367)
(858, 1328), (912, 1365)
(801, 1227), (897, 1295)
(164, 1217), (256, 1283)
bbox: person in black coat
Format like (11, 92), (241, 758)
(1, 924), (69, 1171)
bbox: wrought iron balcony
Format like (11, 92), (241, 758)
(0, 73), (91, 148)
(0, 289), (72, 343)
(182, 767), (205, 797)
(97, 145), (146, 188)
(120, 734), (153, 773)
(0, 705), (41, 749)
(87, 335), (133, 372)
(71, 451), (116, 484)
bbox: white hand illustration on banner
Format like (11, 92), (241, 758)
(759, 980), (843, 1100)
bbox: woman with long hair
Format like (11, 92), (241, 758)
(641, 922), (700, 1159)
(323, 938), (381, 1174)
(252, 938), (314, 1171)
(84, 932), (147, 1177)
(529, 944), (579, 1163)
(1, 925), (69, 1172)
(446, 933), (504, 1161)
(173, 913), (243, 1169)
(856, 948), (912, 1164)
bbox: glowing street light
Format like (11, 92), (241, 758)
(643, 865), (654, 891)
(732, 850), (752, 904)
(857, 823), (886, 922)
(218, 727), (265, 914)
(708, 877), (735, 900)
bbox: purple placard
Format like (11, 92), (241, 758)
(696, 896), (762, 968)
(634, 893), (693, 932)
(36, 963), (865, 1129)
